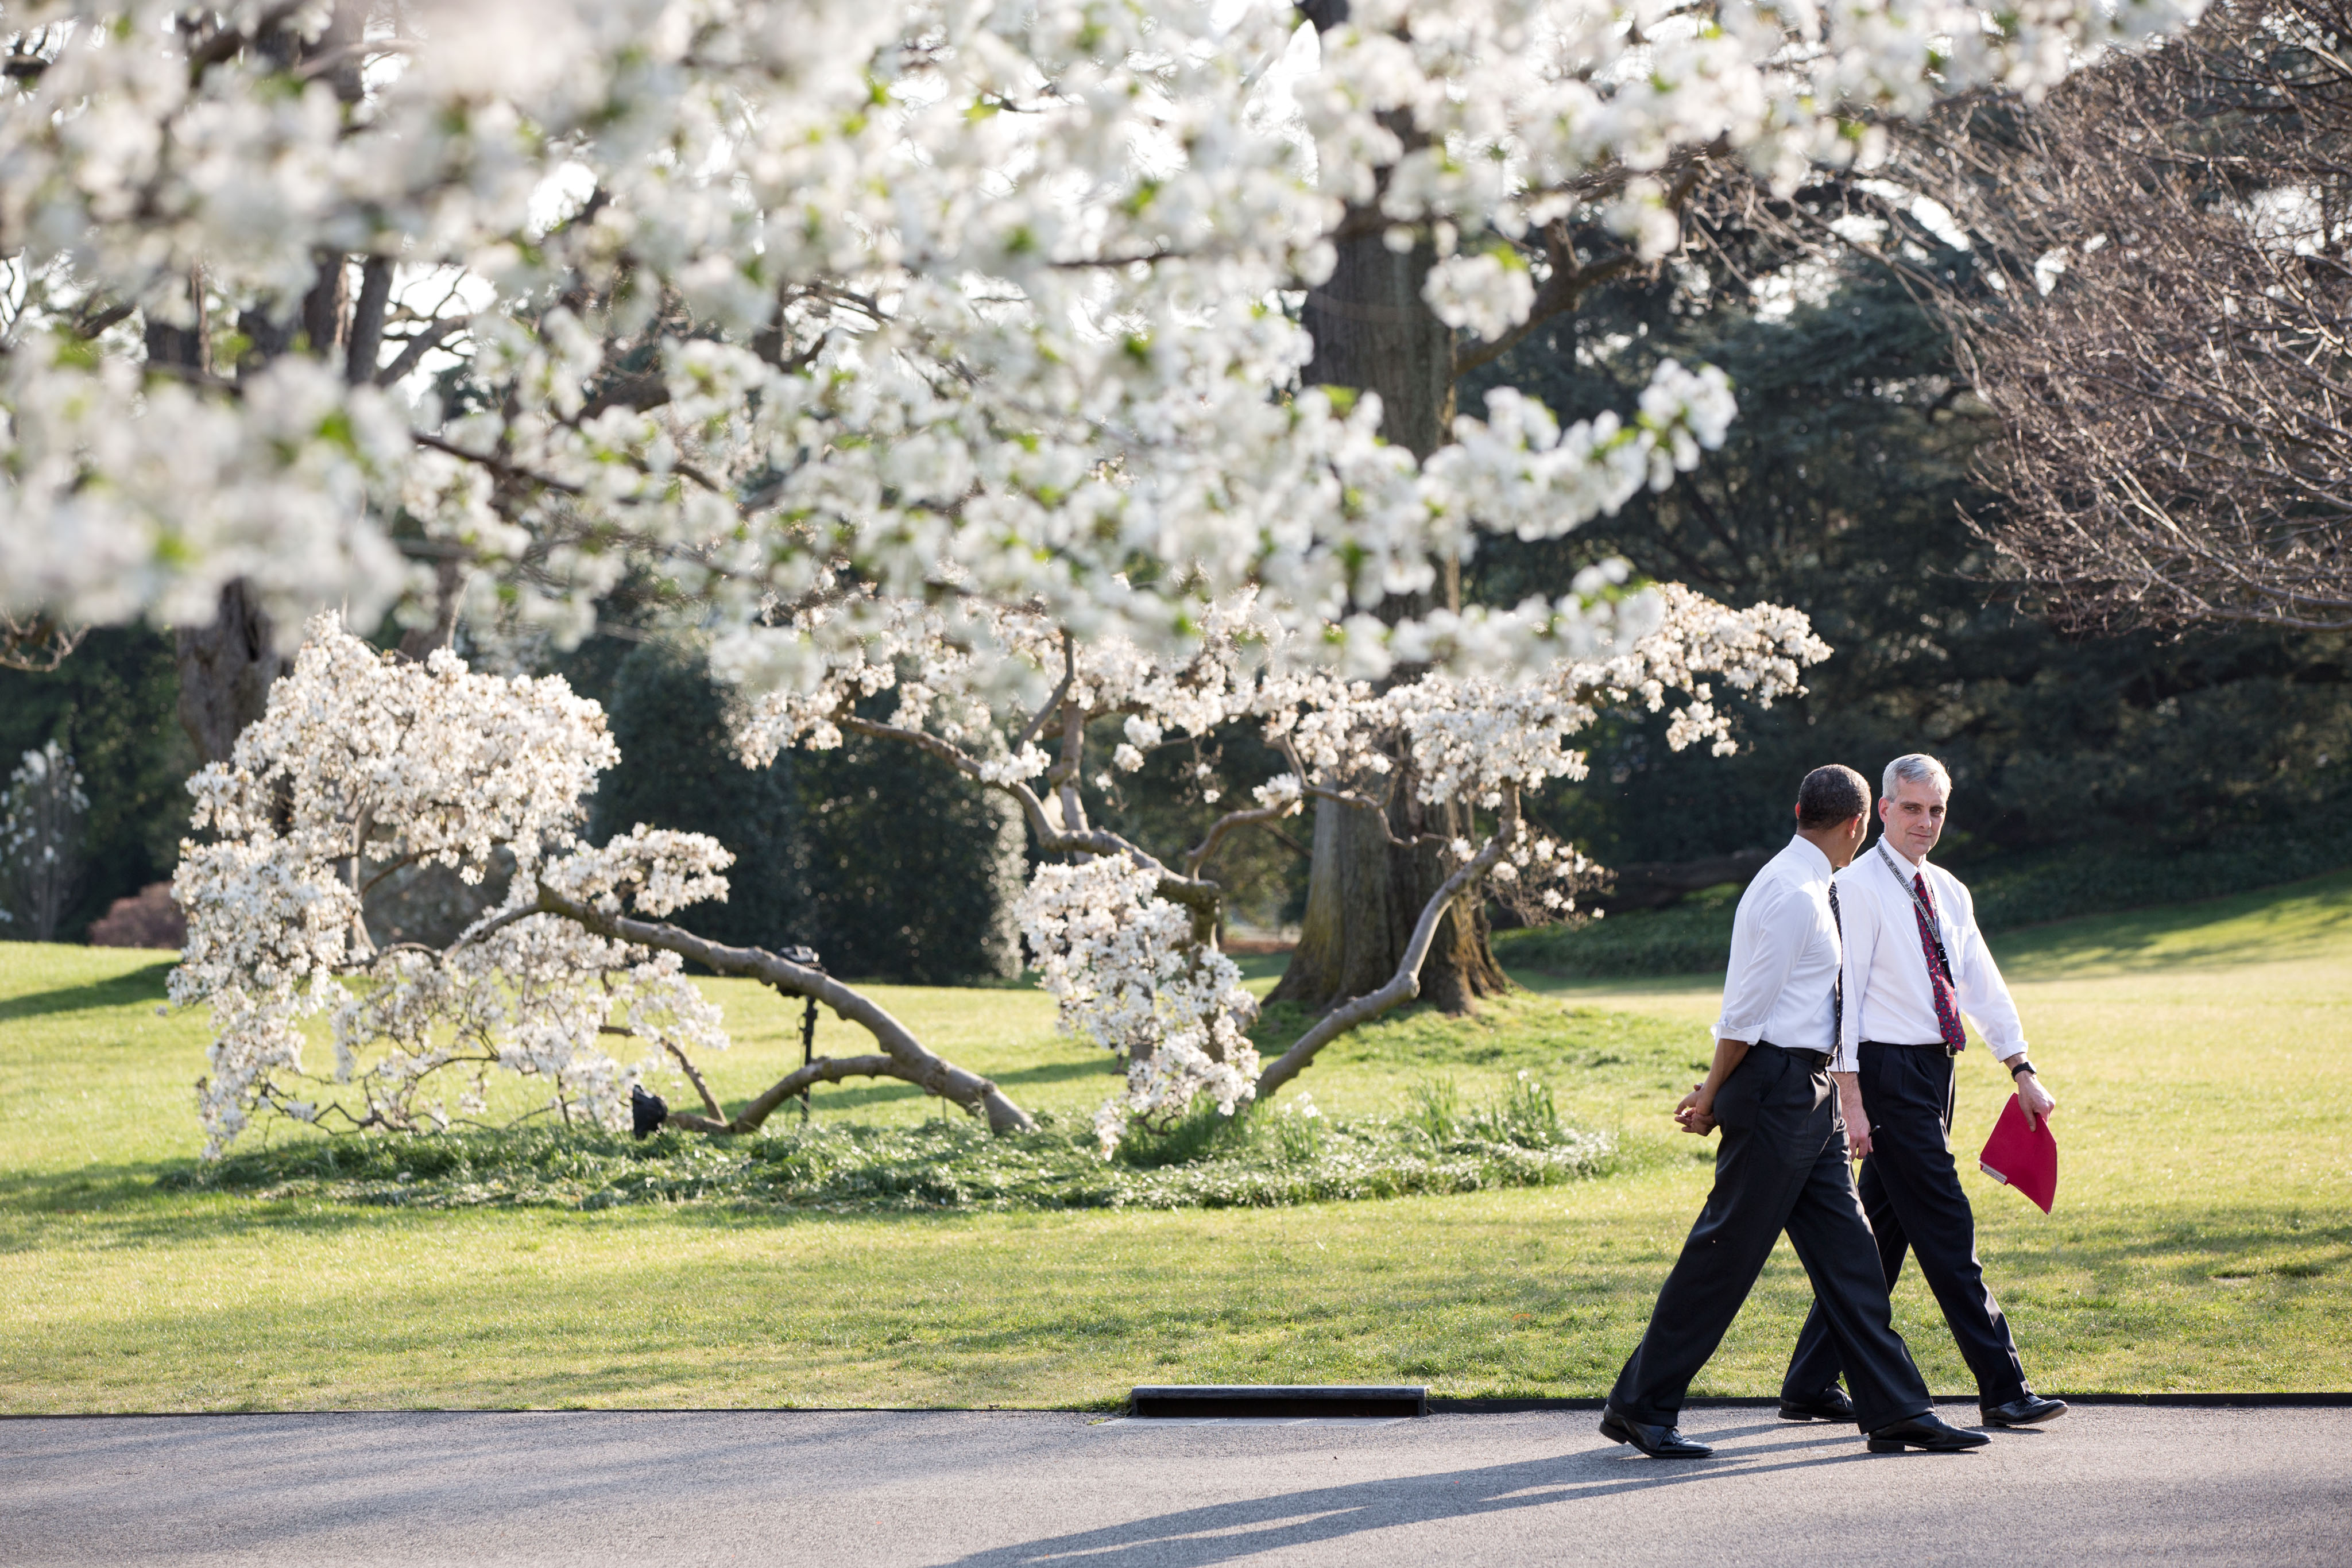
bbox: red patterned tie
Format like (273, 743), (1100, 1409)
(1912, 872), (1967, 1048)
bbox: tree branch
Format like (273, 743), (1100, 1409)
(534, 884), (1034, 1132)
(663, 1040), (727, 1122)
(1183, 800), (1302, 879)
(411, 430), (585, 496)
(374, 315), (473, 387)
(346, 256), (394, 385)
(1255, 791), (1519, 1099)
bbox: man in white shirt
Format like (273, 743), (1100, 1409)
(1778, 753), (2068, 1430)
(1601, 765), (1987, 1458)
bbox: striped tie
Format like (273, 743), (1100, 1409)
(1912, 872), (1967, 1049)
(1829, 881), (1844, 1050)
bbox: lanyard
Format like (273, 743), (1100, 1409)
(1877, 841), (1956, 985)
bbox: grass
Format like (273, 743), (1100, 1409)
(3, 869), (2349, 1410)
(1498, 824), (2352, 978)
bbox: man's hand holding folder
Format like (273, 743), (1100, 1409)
(1979, 1094), (2059, 1213)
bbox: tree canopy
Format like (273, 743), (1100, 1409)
(0, 0), (2195, 688)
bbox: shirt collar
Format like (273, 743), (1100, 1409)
(1875, 836), (1931, 875)
(1786, 833), (1833, 878)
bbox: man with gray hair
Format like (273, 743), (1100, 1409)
(1777, 752), (2067, 1430)
(1600, 764), (1984, 1458)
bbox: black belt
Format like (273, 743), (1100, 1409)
(1755, 1041), (1831, 1070)
(1861, 1039), (1962, 1059)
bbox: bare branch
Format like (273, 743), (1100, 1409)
(663, 1041), (727, 1122)
(534, 884), (1035, 1132)
(0, 611), (87, 673)
(1874, 0), (2352, 631)
(411, 430), (585, 496)
(1183, 800), (1301, 879)
(1011, 664), (1075, 755)
(373, 315), (473, 387)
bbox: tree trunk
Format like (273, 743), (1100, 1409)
(1302, 227), (1455, 456)
(1268, 54), (1504, 1014)
(176, 580), (288, 765)
(1268, 778), (1508, 1015)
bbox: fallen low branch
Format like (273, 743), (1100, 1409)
(1254, 792), (1522, 1101)
(537, 885), (1036, 1133)
(662, 1053), (900, 1133)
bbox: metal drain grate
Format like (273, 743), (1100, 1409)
(1125, 1385), (1429, 1418)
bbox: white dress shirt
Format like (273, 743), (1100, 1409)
(1831, 839), (2028, 1071)
(1712, 834), (1842, 1053)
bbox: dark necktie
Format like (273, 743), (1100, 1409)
(1911, 872), (1968, 1048)
(1828, 881), (1844, 1051)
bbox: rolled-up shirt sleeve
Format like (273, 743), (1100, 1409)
(1950, 878), (2028, 1059)
(1713, 880), (1800, 1044)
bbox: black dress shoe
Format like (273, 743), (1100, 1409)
(1777, 1386), (1856, 1423)
(1866, 1412), (1993, 1453)
(1981, 1393), (2068, 1426)
(1599, 1403), (1713, 1458)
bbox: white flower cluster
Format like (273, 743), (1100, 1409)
(169, 615), (730, 1155)
(1483, 830), (1604, 919)
(1380, 583), (1831, 807)
(1017, 858), (1261, 1155)
(540, 826), (734, 919)
(0, 0), (2197, 671)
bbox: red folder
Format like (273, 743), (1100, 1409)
(1978, 1095), (2058, 1213)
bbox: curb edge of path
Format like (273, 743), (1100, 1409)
(6, 1392), (2351, 1419)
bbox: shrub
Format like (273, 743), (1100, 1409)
(165, 1098), (1620, 1214)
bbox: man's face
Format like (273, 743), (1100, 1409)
(1879, 775), (1949, 860)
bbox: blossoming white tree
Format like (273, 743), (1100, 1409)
(727, 575), (1828, 1148)
(10, 0), (2195, 1153)
(0, 0), (2195, 701)
(175, 590), (1820, 1155)
(169, 616), (1039, 1157)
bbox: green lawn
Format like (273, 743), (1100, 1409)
(3, 870), (2349, 1410)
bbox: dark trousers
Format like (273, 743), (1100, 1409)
(1609, 1044), (1933, 1434)
(1781, 1043), (2030, 1407)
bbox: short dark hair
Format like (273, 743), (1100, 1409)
(1796, 764), (1871, 829)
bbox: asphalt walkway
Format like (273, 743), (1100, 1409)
(2, 1404), (2345, 1566)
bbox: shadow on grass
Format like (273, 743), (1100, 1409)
(1993, 877), (2352, 978)
(0, 1167), (910, 1247)
(0, 960), (175, 1023)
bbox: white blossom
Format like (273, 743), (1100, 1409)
(170, 615), (730, 1156)
(720, 576), (1827, 1144)
(1019, 858), (1261, 1155)
(0, 0), (2198, 675)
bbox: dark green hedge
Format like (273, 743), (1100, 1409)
(591, 638), (1026, 984)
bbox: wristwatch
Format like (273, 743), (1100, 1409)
(2007, 1058), (2036, 1079)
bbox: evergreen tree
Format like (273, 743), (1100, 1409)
(591, 640), (1024, 983)
(794, 729), (1026, 984)
(592, 640), (808, 954)
(0, 627), (194, 939)
(1469, 257), (2352, 873)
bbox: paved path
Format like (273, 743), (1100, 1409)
(3, 1405), (2346, 1566)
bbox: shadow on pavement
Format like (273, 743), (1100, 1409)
(943, 1426), (1879, 1568)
